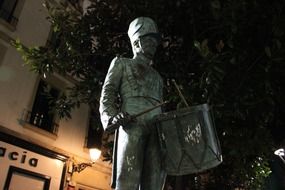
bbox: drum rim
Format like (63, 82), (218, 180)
(153, 103), (210, 121)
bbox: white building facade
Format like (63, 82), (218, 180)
(0, 0), (112, 189)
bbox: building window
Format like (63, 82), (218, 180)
(0, 0), (19, 26)
(86, 108), (103, 150)
(0, 42), (7, 65)
(27, 79), (60, 134)
(46, 30), (61, 48)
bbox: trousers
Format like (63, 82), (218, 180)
(115, 121), (166, 190)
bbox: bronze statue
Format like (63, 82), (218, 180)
(99, 17), (166, 190)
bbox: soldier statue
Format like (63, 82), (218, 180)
(99, 17), (166, 190)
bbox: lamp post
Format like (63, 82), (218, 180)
(274, 148), (285, 164)
(72, 147), (101, 173)
(269, 147), (285, 189)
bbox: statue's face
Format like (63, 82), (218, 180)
(134, 35), (158, 59)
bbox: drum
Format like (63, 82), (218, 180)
(153, 103), (222, 175)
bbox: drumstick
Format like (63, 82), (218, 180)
(132, 101), (169, 118)
(172, 79), (189, 107)
(106, 101), (169, 133)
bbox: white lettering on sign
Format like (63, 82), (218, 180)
(0, 147), (38, 167)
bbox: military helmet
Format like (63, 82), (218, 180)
(128, 17), (160, 44)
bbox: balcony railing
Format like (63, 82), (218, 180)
(20, 109), (59, 135)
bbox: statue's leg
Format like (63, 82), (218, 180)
(115, 124), (145, 190)
(141, 127), (166, 190)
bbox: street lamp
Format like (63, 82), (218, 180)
(89, 148), (101, 162)
(274, 148), (285, 164)
(72, 147), (101, 173)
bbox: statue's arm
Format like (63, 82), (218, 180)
(99, 57), (123, 130)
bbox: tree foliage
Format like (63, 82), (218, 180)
(13, 0), (285, 189)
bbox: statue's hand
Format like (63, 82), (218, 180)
(105, 112), (133, 133)
(111, 112), (132, 126)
